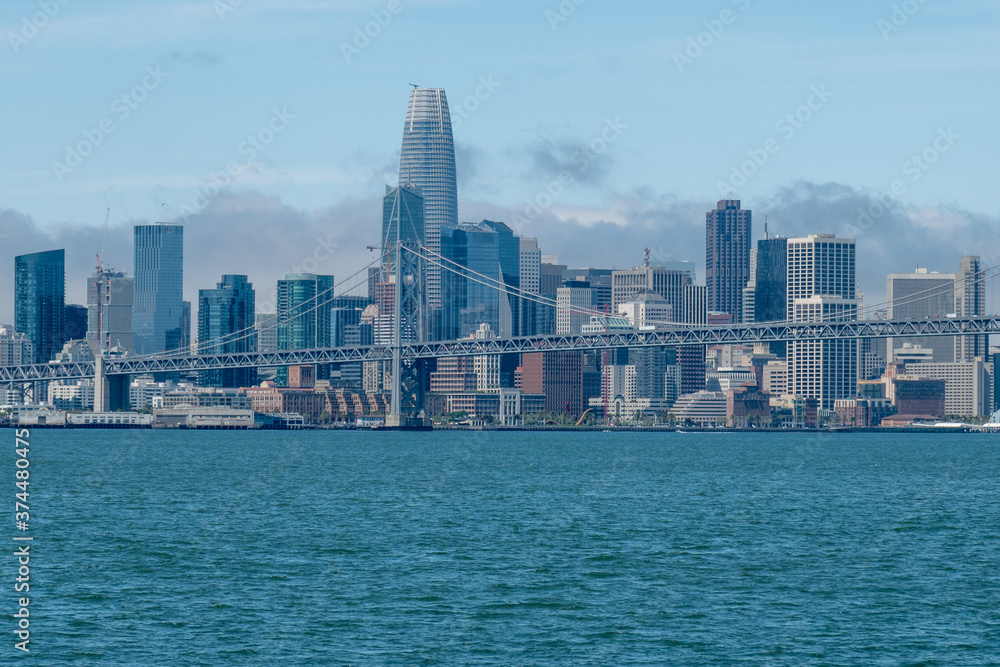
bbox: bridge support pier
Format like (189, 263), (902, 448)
(94, 357), (130, 413)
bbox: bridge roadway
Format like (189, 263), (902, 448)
(1, 316), (997, 384)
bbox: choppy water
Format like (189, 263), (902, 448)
(7, 429), (1000, 664)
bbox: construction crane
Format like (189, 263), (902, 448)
(93, 208), (110, 353)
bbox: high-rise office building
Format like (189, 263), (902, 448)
(181, 301), (191, 351)
(439, 221), (515, 340)
(519, 238), (542, 337)
(276, 273), (335, 384)
(566, 268), (613, 313)
(255, 314), (278, 352)
(754, 236), (788, 357)
(787, 234), (857, 409)
(133, 224), (184, 354)
(629, 346), (668, 401)
(198, 275), (256, 388)
(521, 350), (584, 415)
(680, 284), (707, 394)
(955, 256), (986, 362)
(65, 304), (87, 342)
(556, 281), (592, 335)
(0, 325), (33, 366)
(706, 200), (751, 323)
(742, 247), (757, 324)
(14, 249), (66, 363)
(399, 87), (458, 333)
(886, 269), (956, 364)
(537, 260), (567, 336)
(331, 296), (373, 389)
(480, 220), (521, 339)
(367, 267), (381, 301)
(611, 261), (701, 393)
(87, 270), (134, 353)
(382, 184), (425, 249)
(618, 289), (673, 329)
(612, 261), (696, 314)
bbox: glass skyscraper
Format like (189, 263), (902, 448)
(133, 224), (184, 355)
(399, 87), (458, 337)
(754, 236), (788, 357)
(276, 273), (335, 384)
(14, 249), (66, 363)
(198, 275), (256, 388)
(440, 221), (520, 341)
(382, 184), (425, 250)
(480, 220), (521, 339)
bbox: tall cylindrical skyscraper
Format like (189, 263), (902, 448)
(399, 87), (458, 337)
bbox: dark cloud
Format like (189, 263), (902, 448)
(522, 134), (614, 187)
(476, 181), (1000, 312)
(0, 193), (384, 324)
(4, 181), (999, 327)
(757, 181), (1000, 310)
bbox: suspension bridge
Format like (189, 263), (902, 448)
(3, 243), (997, 427)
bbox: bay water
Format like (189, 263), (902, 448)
(8, 429), (1000, 665)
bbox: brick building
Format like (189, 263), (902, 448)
(521, 350), (584, 415)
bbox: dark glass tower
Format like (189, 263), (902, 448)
(399, 87), (458, 337)
(198, 275), (256, 388)
(382, 184), (425, 249)
(276, 273), (335, 385)
(706, 200), (751, 323)
(14, 249), (66, 363)
(754, 236), (788, 357)
(479, 220), (520, 339)
(439, 222), (504, 341)
(133, 224), (184, 354)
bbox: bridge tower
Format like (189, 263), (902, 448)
(385, 241), (431, 429)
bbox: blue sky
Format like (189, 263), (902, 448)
(2, 0), (999, 319)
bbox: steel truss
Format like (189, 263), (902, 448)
(2, 317), (998, 384)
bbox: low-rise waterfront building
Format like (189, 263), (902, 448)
(670, 391), (727, 427)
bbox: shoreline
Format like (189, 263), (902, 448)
(1, 423), (989, 434)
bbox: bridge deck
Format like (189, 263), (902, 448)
(2, 317), (996, 383)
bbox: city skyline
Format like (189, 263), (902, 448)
(2, 1), (999, 325)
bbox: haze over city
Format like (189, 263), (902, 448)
(2, 0), (999, 324)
